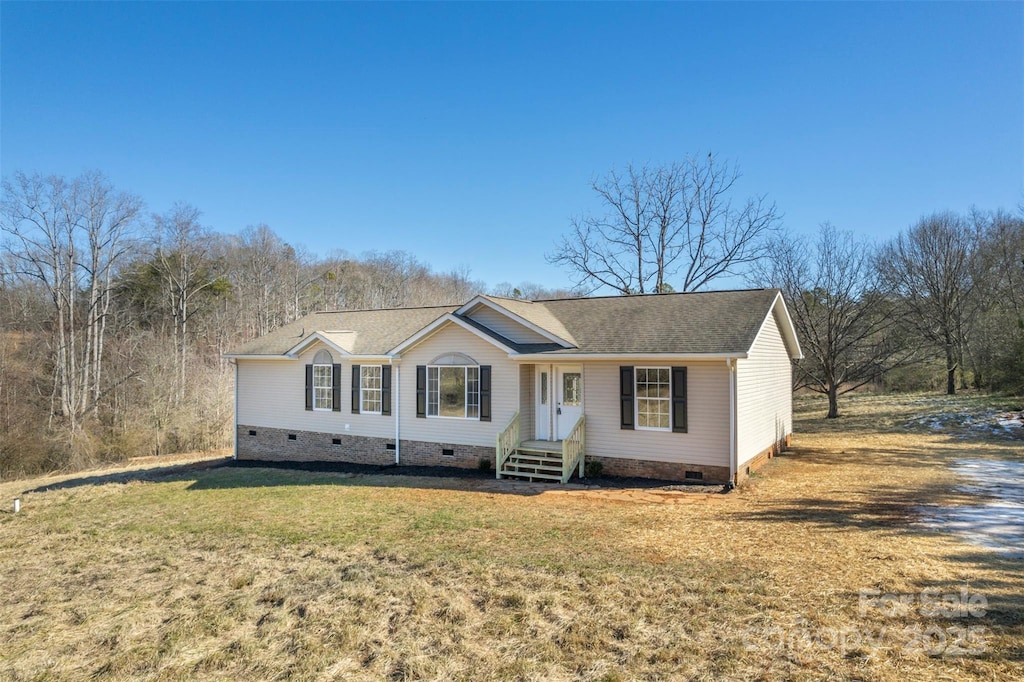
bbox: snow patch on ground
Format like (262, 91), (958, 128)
(920, 459), (1024, 557)
(906, 408), (1024, 440)
(996, 415), (1024, 430)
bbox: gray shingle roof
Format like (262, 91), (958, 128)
(226, 288), (784, 358)
(229, 305), (458, 356)
(478, 295), (578, 345)
(457, 315), (564, 354)
(531, 288), (781, 355)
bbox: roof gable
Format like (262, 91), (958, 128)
(285, 330), (357, 357)
(455, 295), (576, 347)
(751, 292), (803, 360)
(225, 305), (458, 357)
(388, 313), (520, 355)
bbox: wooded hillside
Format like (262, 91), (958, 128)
(2, 170), (1021, 478)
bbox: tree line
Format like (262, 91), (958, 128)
(750, 212), (1023, 417)
(2, 162), (1021, 478)
(546, 155), (1023, 418)
(0, 170), (573, 478)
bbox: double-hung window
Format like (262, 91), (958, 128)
(360, 365), (382, 414)
(427, 365), (480, 419)
(312, 364), (333, 410)
(635, 367), (671, 430)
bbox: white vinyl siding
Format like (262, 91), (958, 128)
(399, 323), (518, 447)
(464, 304), (554, 344)
(235, 344), (393, 438)
(519, 364), (535, 439)
(736, 309), (793, 466)
(581, 361), (730, 467)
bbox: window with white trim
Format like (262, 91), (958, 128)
(361, 365), (382, 414)
(635, 367), (670, 430)
(427, 365), (480, 419)
(312, 350), (334, 410)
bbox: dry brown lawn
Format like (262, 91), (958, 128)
(1, 394), (1022, 681)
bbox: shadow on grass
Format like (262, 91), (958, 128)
(732, 481), (964, 532)
(781, 445), (949, 469)
(782, 440), (1024, 470)
(19, 457), (696, 499)
(21, 457), (234, 494)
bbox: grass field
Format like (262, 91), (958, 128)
(1, 394), (1022, 680)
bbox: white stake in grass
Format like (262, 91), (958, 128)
(13, 498), (20, 513)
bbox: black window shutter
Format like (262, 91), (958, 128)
(671, 366), (688, 433)
(305, 364), (314, 411)
(351, 364), (361, 414)
(620, 366), (634, 430)
(332, 364), (342, 412)
(479, 365), (491, 422)
(381, 365), (392, 416)
(416, 365), (426, 418)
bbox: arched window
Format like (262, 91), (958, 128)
(429, 352), (478, 366)
(312, 350), (334, 410)
(426, 353), (480, 418)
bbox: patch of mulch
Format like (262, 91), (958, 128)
(226, 459), (725, 491)
(228, 459), (494, 479)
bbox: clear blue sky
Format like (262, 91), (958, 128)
(2, 2), (1022, 291)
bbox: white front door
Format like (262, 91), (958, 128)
(555, 365), (583, 440)
(535, 367), (551, 440)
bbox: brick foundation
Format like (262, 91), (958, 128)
(585, 454), (731, 484)
(398, 439), (494, 469)
(237, 424), (791, 484)
(735, 434), (791, 484)
(237, 425), (493, 470)
(237, 425), (394, 465)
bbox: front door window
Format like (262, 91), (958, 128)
(562, 373), (581, 406)
(555, 366), (583, 440)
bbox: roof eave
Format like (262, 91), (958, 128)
(388, 313), (520, 356)
(511, 352), (748, 361)
(223, 353), (295, 361)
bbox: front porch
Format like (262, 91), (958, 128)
(495, 413), (586, 483)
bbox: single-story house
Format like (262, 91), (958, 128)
(225, 288), (802, 484)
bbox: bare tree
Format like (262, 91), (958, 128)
(967, 209), (1024, 390)
(752, 224), (916, 418)
(1, 171), (141, 433)
(491, 281), (582, 300)
(549, 154), (780, 294)
(877, 213), (981, 395)
(150, 204), (226, 401)
(229, 224), (296, 338)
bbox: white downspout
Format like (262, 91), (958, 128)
(728, 358), (737, 487)
(232, 359), (238, 460)
(393, 361), (401, 465)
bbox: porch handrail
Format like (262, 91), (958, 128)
(495, 411), (520, 478)
(561, 414), (586, 484)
